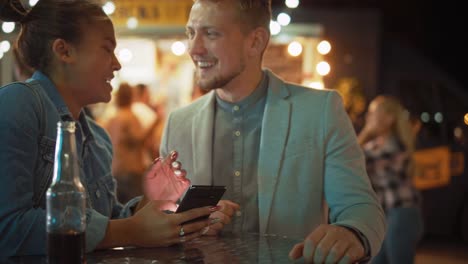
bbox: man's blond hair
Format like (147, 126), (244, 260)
(193, 0), (271, 34)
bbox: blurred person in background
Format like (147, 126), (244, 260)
(156, 0), (386, 263)
(131, 83), (159, 163)
(132, 83), (158, 131)
(358, 95), (423, 264)
(105, 82), (158, 203)
(0, 0), (224, 256)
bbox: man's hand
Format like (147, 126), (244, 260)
(289, 224), (365, 264)
(200, 200), (240, 236)
(143, 150), (191, 210)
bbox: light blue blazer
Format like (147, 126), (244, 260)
(160, 70), (386, 257)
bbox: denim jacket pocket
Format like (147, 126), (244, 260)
(33, 135), (56, 208)
(102, 176), (117, 198)
(90, 175), (116, 217)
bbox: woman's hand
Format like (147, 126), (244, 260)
(129, 200), (220, 247)
(142, 150), (190, 211)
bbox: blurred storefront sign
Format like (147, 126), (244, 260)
(413, 146), (452, 189)
(413, 146), (465, 190)
(111, 0), (192, 26)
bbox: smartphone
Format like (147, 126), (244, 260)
(175, 185), (226, 224)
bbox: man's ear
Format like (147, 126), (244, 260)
(248, 27), (270, 57)
(51, 38), (76, 63)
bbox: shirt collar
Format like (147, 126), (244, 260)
(215, 72), (269, 113)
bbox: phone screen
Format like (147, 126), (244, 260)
(175, 185), (226, 224)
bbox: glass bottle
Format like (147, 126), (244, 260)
(46, 121), (86, 264)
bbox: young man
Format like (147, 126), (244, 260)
(160, 0), (386, 262)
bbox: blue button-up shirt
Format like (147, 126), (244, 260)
(0, 71), (135, 256)
(212, 73), (268, 233)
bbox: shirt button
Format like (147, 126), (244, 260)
(234, 131), (241, 136)
(96, 190), (101, 198)
(233, 105), (240, 111)
(234, 171), (241, 177)
(236, 211), (242, 217)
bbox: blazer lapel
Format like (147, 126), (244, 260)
(258, 71), (291, 233)
(192, 92), (216, 185)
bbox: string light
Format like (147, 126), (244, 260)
(316, 61), (331, 76)
(171, 41), (186, 56)
(29, 0), (39, 6)
(317, 40), (331, 55)
(127, 17), (138, 29)
(2, 22), (15, 34)
(270, 21), (281, 35)
(277, 13), (291, 26)
(285, 0), (300, 9)
(287, 41), (302, 57)
(0, 40), (11, 53)
(103, 1), (116, 15)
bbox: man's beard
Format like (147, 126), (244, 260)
(196, 62), (245, 91)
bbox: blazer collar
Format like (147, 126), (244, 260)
(192, 91), (216, 185)
(258, 69), (291, 233)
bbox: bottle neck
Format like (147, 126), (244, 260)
(52, 121), (81, 185)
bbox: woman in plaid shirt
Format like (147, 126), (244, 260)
(358, 95), (423, 264)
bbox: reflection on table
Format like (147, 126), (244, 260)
(6, 232), (305, 263)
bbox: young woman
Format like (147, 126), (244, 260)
(0, 0), (226, 256)
(358, 95), (424, 263)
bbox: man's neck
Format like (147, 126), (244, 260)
(216, 70), (264, 103)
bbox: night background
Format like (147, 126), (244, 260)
(271, 0), (467, 151)
(272, 0), (467, 92)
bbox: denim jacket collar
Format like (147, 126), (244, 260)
(30, 71), (93, 141)
(31, 71), (70, 116)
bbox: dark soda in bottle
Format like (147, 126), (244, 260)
(47, 232), (85, 263)
(46, 121), (86, 264)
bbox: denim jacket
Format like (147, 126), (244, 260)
(0, 71), (138, 256)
